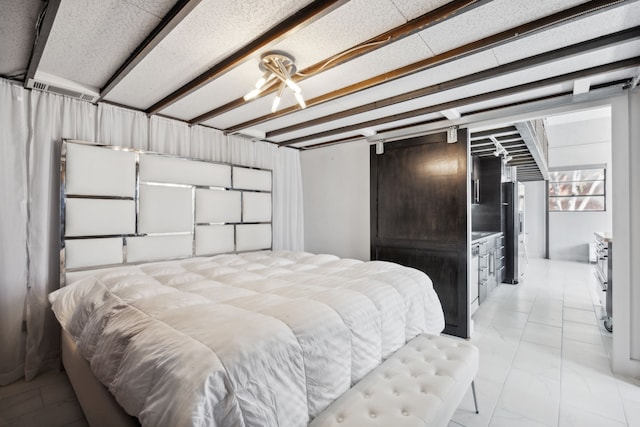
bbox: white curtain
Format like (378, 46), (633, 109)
(0, 80), (29, 385)
(25, 89), (97, 380)
(0, 79), (303, 383)
(97, 103), (148, 150)
(149, 116), (191, 156)
(190, 125), (229, 162)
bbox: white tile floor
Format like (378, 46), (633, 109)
(0, 369), (87, 427)
(450, 258), (640, 427)
(1, 258), (639, 427)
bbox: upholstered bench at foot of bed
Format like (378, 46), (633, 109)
(309, 334), (479, 427)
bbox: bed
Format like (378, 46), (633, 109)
(50, 141), (445, 427)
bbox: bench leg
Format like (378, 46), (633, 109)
(471, 380), (479, 414)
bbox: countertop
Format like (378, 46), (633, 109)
(594, 231), (613, 243)
(472, 231), (502, 242)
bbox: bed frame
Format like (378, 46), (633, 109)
(62, 329), (139, 427)
(59, 140), (274, 425)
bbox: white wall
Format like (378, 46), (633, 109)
(627, 90), (640, 363)
(545, 111), (612, 262)
(300, 141), (370, 260)
(548, 212), (606, 261)
(523, 181), (546, 259)
(632, 89), (640, 364)
(610, 90), (640, 377)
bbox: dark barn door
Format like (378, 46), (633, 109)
(370, 130), (469, 338)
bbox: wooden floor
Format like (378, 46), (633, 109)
(1, 258), (639, 427)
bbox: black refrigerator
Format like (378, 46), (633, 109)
(502, 182), (520, 284)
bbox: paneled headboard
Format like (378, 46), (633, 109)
(60, 140), (272, 280)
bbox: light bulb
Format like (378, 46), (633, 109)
(244, 88), (261, 101)
(294, 91), (306, 109)
(271, 95), (281, 113)
(271, 83), (285, 113)
(255, 76), (267, 89)
(285, 78), (301, 93)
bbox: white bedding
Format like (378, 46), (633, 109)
(49, 251), (445, 427)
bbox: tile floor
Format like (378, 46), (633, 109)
(450, 258), (640, 427)
(1, 258), (639, 427)
(0, 369), (87, 427)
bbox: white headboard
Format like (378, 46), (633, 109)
(60, 140), (272, 277)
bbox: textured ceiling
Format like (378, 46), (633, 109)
(0, 0), (42, 76)
(416, 0), (588, 54)
(104, 0), (315, 108)
(39, 0), (176, 88)
(1, 0), (639, 178)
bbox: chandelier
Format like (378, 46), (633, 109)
(243, 51), (306, 113)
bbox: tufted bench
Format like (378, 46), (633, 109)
(310, 334), (479, 427)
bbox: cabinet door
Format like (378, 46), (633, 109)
(370, 130), (470, 338)
(491, 250), (499, 292)
(478, 242), (489, 303)
(479, 277), (487, 304)
(497, 235), (505, 283)
(471, 156), (480, 204)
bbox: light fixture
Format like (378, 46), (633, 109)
(376, 141), (385, 155)
(573, 78), (591, 95)
(490, 136), (508, 157)
(441, 108), (461, 121)
(244, 51), (306, 112)
(360, 128), (377, 138)
(447, 126), (458, 143)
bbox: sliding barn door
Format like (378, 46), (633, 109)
(370, 130), (469, 338)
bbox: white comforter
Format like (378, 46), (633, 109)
(49, 251), (444, 427)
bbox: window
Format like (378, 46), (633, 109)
(548, 168), (606, 212)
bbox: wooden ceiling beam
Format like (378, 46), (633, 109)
(189, 0), (491, 125)
(145, 0), (349, 115)
(298, 134), (365, 149)
(497, 136), (524, 143)
(278, 57), (640, 146)
(25, 0), (61, 83)
(301, 78), (628, 150)
(229, 0), (630, 135)
(272, 24), (639, 142)
(100, 0), (204, 99)
(471, 126), (519, 138)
